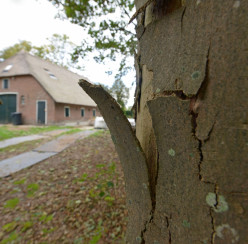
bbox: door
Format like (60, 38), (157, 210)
(37, 101), (46, 124)
(0, 94), (17, 123)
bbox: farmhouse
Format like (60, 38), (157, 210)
(0, 51), (99, 125)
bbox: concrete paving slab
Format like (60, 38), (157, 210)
(0, 135), (47, 149)
(0, 129), (96, 177)
(0, 151), (56, 177)
(34, 130), (95, 153)
(40, 129), (70, 137)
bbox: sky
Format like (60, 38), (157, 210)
(0, 0), (135, 106)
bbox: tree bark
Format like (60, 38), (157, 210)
(80, 0), (248, 243)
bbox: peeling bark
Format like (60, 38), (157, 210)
(145, 96), (212, 243)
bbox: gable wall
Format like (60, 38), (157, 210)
(0, 75), (55, 124)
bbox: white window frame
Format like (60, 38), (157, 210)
(2, 78), (9, 89)
(36, 100), (47, 124)
(81, 107), (85, 117)
(64, 106), (70, 118)
(93, 109), (96, 117)
(20, 95), (25, 105)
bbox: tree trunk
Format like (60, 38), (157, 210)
(80, 0), (248, 243)
(134, 0), (248, 243)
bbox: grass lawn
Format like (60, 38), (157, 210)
(0, 131), (127, 243)
(0, 125), (72, 141)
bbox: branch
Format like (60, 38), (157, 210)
(129, 0), (155, 24)
(116, 0), (131, 19)
(79, 79), (152, 242)
(118, 27), (136, 36)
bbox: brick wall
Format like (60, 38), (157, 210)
(0, 75), (55, 124)
(54, 103), (100, 124)
(0, 75), (100, 125)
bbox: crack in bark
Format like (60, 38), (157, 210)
(191, 104), (217, 244)
(196, 42), (211, 98)
(153, 151), (159, 208)
(166, 217), (172, 244)
(209, 207), (216, 243)
(140, 210), (154, 243)
(140, 151), (159, 243)
(180, 6), (186, 34)
(189, 43), (218, 243)
(153, 89), (193, 101)
(203, 120), (216, 143)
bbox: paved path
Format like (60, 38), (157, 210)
(0, 135), (47, 149)
(0, 128), (72, 149)
(0, 129), (96, 178)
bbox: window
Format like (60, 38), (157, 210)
(81, 108), (85, 117)
(2, 79), (9, 89)
(49, 73), (57, 79)
(3, 64), (13, 72)
(20, 95), (25, 105)
(44, 68), (57, 79)
(93, 109), (96, 117)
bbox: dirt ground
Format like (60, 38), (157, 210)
(0, 131), (127, 243)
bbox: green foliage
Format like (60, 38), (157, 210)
(89, 224), (103, 244)
(78, 173), (88, 182)
(0, 231), (18, 244)
(27, 183), (39, 197)
(2, 221), (17, 233)
(36, 34), (78, 69)
(101, 79), (129, 110)
(58, 128), (82, 136)
(39, 213), (54, 223)
(13, 178), (26, 185)
(47, 0), (136, 81)
(111, 79), (129, 109)
(0, 34), (78, 69)
(124, 109), (133, 118)
(0, 41), (32, 60)
(107, 181), (114, 188)
(42, 227), (55, 235)
(89, 130), (105, 138)
(4, 198), (19, 209)
(21, 221), (33, 232)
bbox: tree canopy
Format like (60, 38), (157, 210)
(47, 0), (136, 81)
(102, 79), (130, 110)
(0, 34), (78, 70)
(0, 41), (33, 60)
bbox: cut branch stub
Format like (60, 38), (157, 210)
(79, 79), (152, 243)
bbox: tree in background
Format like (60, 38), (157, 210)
(100, 80), (129, 111)
(110, 79), (129, 110)
(0, 40), (33, 60)
(0, 34), (78, 70)
(37, 34), (78, 69)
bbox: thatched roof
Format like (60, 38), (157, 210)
(0, 51), (96, 107)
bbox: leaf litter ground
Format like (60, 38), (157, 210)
(0, 131), (127, 243)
